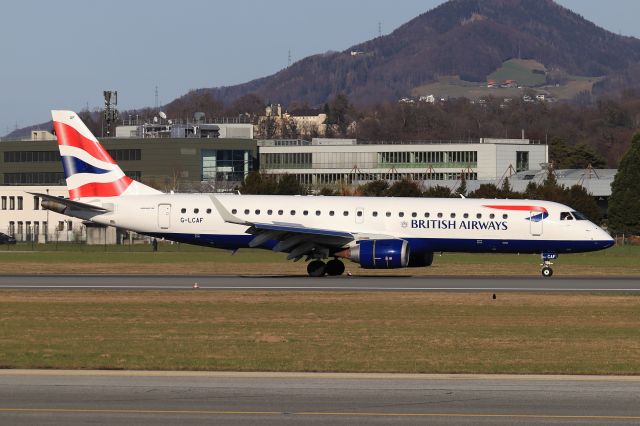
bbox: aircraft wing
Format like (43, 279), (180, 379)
(29, 192), (109, 213)
(210, 195), (354, 260)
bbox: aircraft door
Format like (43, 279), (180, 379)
(529, 210), (543, 236)
(158, 204), (171, 229)
(355, 207), (365, 224)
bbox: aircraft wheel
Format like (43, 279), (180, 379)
(325, 259), (345, 276)
(307, 260), (327, 277)
(541, 266), (553, 277)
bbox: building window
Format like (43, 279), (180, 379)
(17, 196), (23, 210)
(516, 151), (529, 172)
(9, 197), (15, 210)
(1, 197), (5, 210)
(67, 221), (73, 231)
(33, 196), (40, 210)
(57, 221), (64, 231)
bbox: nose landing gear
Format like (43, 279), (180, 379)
(540, 252), (557, 278)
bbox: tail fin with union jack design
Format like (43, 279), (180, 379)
(51, 110), (161, 200)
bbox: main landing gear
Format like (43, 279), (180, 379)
(306, 259), (345, 277)
(540, 252), (557, 278)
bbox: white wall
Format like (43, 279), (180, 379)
(0, 186), (84, 242)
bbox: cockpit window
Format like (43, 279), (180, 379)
(571, 211), (588, 220)
(560, 212), (574, 220)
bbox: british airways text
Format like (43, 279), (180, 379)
(411, 219), (508, 230)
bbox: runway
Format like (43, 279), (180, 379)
(0, 275), (639, 292)
(0, 370), (639, 425)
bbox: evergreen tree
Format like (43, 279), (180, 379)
(608, 133), (640, 234)
(423, 185), (453, 198)
(358, 180), (389, 196)
(386, 179), (422, 197)
(275, 174), (306, 195)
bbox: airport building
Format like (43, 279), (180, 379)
(258, 137), (548, 186)
(0, 130), (616, 242)
(0, 131), (257, 242)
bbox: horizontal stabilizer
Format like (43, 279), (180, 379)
(29, 192), (108, 213)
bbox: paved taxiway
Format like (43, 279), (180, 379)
(1, 371), (639, 425)
(0, 275), (638, 292)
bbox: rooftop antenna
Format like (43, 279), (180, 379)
(102, 90), (119, 137)
(288, 49), (291, 67)
(378, 21), (382, 38)
(154, 85), (159, 111)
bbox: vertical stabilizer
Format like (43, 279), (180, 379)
(51, 110), (161, 199)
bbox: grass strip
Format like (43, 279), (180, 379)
(0, 291), (639, 374)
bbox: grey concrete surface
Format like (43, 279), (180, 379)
(0, 371), (639, 425)
(0, 274), (638, 292)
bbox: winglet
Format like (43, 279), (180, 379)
(209, 195), (248, 225)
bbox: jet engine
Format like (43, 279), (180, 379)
(337, 239), (410, 269)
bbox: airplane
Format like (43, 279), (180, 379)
(35, 110), (615, 278)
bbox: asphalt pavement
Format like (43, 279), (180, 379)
(1, 371), (639, 425)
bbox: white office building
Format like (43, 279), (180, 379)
(258, 138), (548, 187)
(0, 186), (84, 242)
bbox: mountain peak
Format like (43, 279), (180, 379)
(170, 0), (640, 109)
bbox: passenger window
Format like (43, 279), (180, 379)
(278, 210), (283, 215)
(372, 211), (378, 217)
(425, 212), (430, 218)
(489, 213), (495, 219)
(315, 210), (321, 216)
(255, 209), (260, 215)
(398, 212), (404, 217)
(206, 209), (211, 214)
(463, 213), (469, 218)
(194, 208), (199, 214)
(329, 211), (335, 216)
(244, 209), (250, 215)
(386, 212), (391, 217)
(343, 211), (349, 216)
(303, 210), (308, 216)
(411, 212), (417, 218)
(503, 214), (508, 219)
(450, 213), (455, 218)
(291, 210), (296, 215)
(268, 210), (273, 215)
(476, 213), (482, 219)
(231, 209), (237, 214)
(357, 211), (363, 217)
(181, 208), (186, 213)
(437, 213), (443, 218)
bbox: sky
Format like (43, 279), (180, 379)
(1, 0), (639, 136)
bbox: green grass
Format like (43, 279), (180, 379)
(1, 291), (639, 374)
(487, 59), (547, 86)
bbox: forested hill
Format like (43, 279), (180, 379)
(178, 0), (640, 107)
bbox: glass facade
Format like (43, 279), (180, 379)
(516, 151), (529, 172)
(379, 151), (477, 168)
(202, 149), (251, 182)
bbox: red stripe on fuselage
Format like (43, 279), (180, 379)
(68, 175), (133, 199)
(53, 121), (116, 164)
(483, 205), (548, 213)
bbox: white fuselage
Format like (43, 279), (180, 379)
(67, 194), (613, 255)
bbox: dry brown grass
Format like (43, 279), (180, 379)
(1, 291), (639, 374)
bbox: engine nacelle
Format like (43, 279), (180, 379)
(41, 200), (69, 214)
(337, 239), (410, 269)
(408, 251), (434, 267)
